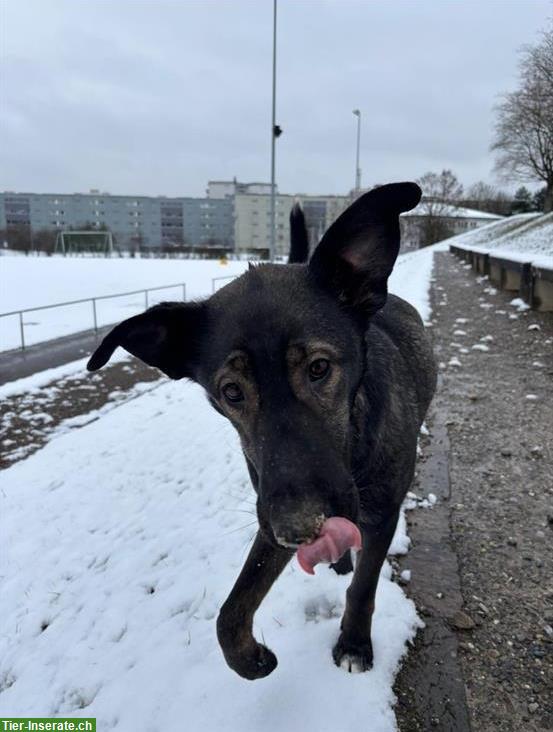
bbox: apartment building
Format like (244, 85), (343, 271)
(207, 179), (273, 199)
(0, 191), (233, 249)
(4, 182), (500, 256)
(233, 193), (294, 257)
(233, 191), (353, 257)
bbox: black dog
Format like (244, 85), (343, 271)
(87, 182), (436, 680)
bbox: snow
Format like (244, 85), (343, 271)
(0, 351), (130, 400)
(0, 246), (436, 354)
(0, 248), (440, 730)
(0, 381), (421, 731)
(403, 203), (502, 220)
(510, 298), (531, 312)
(444, 212), (552, 264)
(388, 246), (437, 322)
(0, 256), (248, 351)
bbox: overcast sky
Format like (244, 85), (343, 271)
(2, 0), (551, 197)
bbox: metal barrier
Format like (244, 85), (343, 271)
(212, 274), (240, 293)
(0, 282), (187, 351)
(449, 245), (553, 312)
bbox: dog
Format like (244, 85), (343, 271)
(87, 182), (436, 680)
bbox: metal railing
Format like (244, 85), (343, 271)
(212, 274), (239, 293)
(0, 282), (187, 351)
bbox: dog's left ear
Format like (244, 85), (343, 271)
(87, 301), (206, 380)
(309, 182), (421, 315)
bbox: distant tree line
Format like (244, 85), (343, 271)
(0, 222), (234, 258)
(411, 169), (547, 247)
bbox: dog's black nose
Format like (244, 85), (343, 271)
(271, 511), (326, 550)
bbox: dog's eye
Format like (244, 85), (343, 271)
(222, 382), (244, 403)
(308, 358), (330, 381)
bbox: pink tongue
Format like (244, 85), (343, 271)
(296, 517), (362, 575)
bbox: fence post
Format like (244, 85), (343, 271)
(145, 289), (149, 309)
(92, 299), (98, 333)
(19, 311), (25, 350)
(182, 283), (186, 301)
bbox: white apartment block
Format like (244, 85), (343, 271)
(234, 193), (294, 257)
(234, 192), (353, 257)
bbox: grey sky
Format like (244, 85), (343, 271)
(2, 0), (551, 197)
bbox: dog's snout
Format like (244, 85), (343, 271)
(270, 506), (326, 549)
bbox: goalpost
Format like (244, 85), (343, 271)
(55, 230), (114, 256)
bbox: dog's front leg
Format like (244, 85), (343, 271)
(333, 508), (400, 673)
(217, 530), (292, 680)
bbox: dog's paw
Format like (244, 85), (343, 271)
(332, 633), (373, 673)
(226, 641), (278, 680)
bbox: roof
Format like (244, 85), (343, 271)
(403, 203), (503, 220)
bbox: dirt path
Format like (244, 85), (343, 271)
(1, 359), (161, 469)
(396, 251), (552, 732)
(0, 326), (114, 385)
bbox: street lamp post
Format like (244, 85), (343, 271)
(269, 0), (278, 261)
(353, 109), (361, 193)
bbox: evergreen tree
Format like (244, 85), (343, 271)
(532, 187), (546, 212)
(512, 186), (532, 213)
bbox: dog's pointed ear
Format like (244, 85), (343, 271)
(308, 182), (421, 315)
(87, 301), (206, 380)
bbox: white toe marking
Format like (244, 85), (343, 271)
(339, 653), (367, 674)
(340, 657), (351, 672)
(350, 660), (364, 674)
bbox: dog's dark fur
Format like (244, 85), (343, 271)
(288, 203), (310, 264)
(88, 182), (437, 680)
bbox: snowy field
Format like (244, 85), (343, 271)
(0, 249), (439, 730)
(0, 249), (434, 352)
(0, 257), (248, 351)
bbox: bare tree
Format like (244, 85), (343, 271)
(463, 181), (512, 215)
(492, 24), (553, 212)
(413, 169), (464, 246)
(32, 228), (57, 255)
(6, 224), (32, 253)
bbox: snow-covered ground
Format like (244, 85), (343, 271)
(445, 212), (553, 265)
(0, 380), (421, 731)
(0, 249), (434, 352)
(0, 249), (439, 730)
(0, 257), (248, 351)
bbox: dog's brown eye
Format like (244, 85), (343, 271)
(309, 358), (330, 381)
(222, 382), (244, 403)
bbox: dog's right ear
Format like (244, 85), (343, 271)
(309, 182), (421, 315)
(87, 301), (205, 380)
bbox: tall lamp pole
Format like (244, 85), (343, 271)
(269, 0), (278, 261)
(353, 109), (361, 193)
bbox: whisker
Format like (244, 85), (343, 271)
(220, 521), (258, 537)
(222, 490), (255, 504)
(239, 530), (257, 560)
(222, 508), (257, 516)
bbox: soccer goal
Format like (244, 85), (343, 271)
(54, 230), (114, 255)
